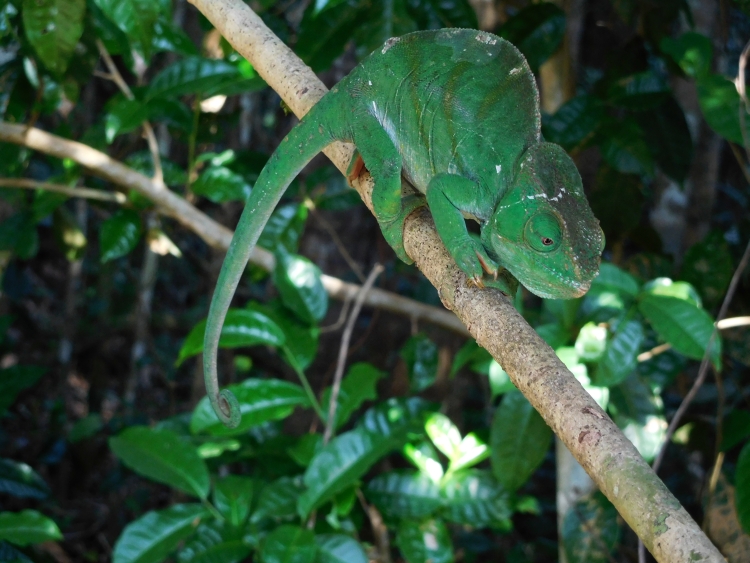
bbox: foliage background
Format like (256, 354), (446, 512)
(0, 0), (749, 562)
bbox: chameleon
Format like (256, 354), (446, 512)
(203, 28), (605, 428)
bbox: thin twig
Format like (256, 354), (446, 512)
(653, 238), (750, 473)
(319, 294), (353, 333)
(0, 178), (127, 203)
(96, 40), (164, 186)
(356, 489), (391, 563)
(323, 264), (384, 444)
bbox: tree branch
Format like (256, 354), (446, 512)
(185, 1), (724, 561)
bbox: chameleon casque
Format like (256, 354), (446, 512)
(204, 28), (605, 428)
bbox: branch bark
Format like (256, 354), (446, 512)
(185, 1), (724, 561)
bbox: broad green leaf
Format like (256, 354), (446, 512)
(607, 71), (669, 110)
(192, 166), (252, 203)
(358, 397), (431, 438)
(152, 21), (199, 56)
(642, 278), (701, 307)
(736, 443), (750, 534)
(113, 504), (208, 563)
(0, 212), (39, 259)
(105, 97), (192, 142)
(299, 427), (400, 516)
(261, 525), (317, 563)
(249, 301), (320, 371)
(296, 0), (364, 71)
(634, 97), (693, 184)
(126, 152), (188, 186)
(395, 519), (453, 563)
(488, 361), (517, 397)
(448, 433), (490, 473)
(660, 32), (713, 79)
(680, 231), (733, 309)
(0, 459), (50, 499)
(595, 319), (644, 387)
(213, 476), (256, 527)
(557, 347), (609, 409)
(273, 252), (328, 325)
(542, 95), (604, 150)
(403, 442), (444, 483)
(450, 340), (491, 377)
(146, 57), (242, 99)
(251, 476), (305, 524)
(491, 391), (552, 492)
(22, 0), (84, 74)
(314, 534), (367, 563)
(400, 334), (438, 392)
(425, 413), (462, 461)
(720, 410), (750, 452)
(697, 74), (745, 145)
(109, 426), (210, 498)
(562, 493), (620, 563)
(575, 322), (608, 363)
(321, 363), (385, 429)
(351, 0), (417, 56)
(288, 434), (322, 467)
(597, 119), (654, 176)
(176, 521), (251, 563)
(365, 470), (441, 519)
(257, 203), (308, 255)
(191, 378), (310, 436)
(0, 365), (46, 412)
(535, 323), (569, 350)
(499, 2), (566, 72)
(440, 470), (511, 529)
(94, 0), (159, 59)
(638, 294), (720, 368)
(68, 414), (104, 443)
(609, 375), (666, 461)
(177, 308), (285, 365)
(404, 0), (478, 29)
(0, 510), (61, 546)
(100, 209), (142, 262)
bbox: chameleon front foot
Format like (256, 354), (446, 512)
(477, 269), (519, 296)
(378, 195), (426, 264)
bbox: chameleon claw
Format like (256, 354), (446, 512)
(475, 249), (498, 277)
(469, 275), (485, 288)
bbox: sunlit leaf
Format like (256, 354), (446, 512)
(257, 203), (308, 255)
(94, 0), (159, 59)
(113, 504), (207, 563)
(22, 0), (84, 74)
(697, 74), (745, 145)
(660, 32), (713, 78)
(109, 427), (210, 498)
(395, 519), (453, 563)
(642, 278), (701, 307)
(366, 470), (441, 520)
(0, 510), (61, 546)
(425, 413), (462, 461)
(273, 252), (328, 325)
(403, 442), (444, 483)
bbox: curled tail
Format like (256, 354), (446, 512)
(203, 96), (340, 428)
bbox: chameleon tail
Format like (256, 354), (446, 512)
(203, 98), (339, 428)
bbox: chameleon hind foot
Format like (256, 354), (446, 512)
(378, 195), (426, 264)
(469, 268), (519, 296)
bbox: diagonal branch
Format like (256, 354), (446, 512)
(186, 1), (725, 561)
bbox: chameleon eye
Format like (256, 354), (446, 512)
(525, 212), (562, 252)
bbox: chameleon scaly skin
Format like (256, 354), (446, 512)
(204, 29), (604, 427)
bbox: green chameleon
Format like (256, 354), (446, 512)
(203, 29), (604, 428)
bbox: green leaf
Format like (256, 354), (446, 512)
(575, 322), (608, 363)
(642, 278), (702, 307)
(109, 426), (210, 498)
(68, 413), (104, 443)
(177, 308), (285, 365)
(638, 294), (720, 368)
(597, 119), (654, 176)
(0, 212), (39, 260)
(257, 204), (308, 255)
(557, 347), (609, 409)
(365, 471), (441, 519)
(105, 96), (192, 142)
(0, 365), (46, 413)
(251, 476), (305, 524)
(403, 442), (444, 483)
(191, 378), (310, 436)
(213, 476), (256, 527)
(113, 504), (208, 563)
(440, 470), (511, 529)
(192, 166), (251, 204)
(606, 71), (670, 110)
(404, 0), (478, 29)
(299, 423), (410, 516)
(542, 95), (604, 150)
(609, 374), (666, 462)
(314, 534), (367, 563)
(321, 363), (385, 429)
(448, 433), (490, 473)
(634, 96), (693, 184)
(720, 410), (750, 452)
(261, 525), (317, 563)
(296, 0), (364, 72)
(0, 459), (50, 499)
(358, 397), (431, 437)
(153, 21), (199, 56)
(146, 57), (243, 99)
(400, 334), (438, 392)
(499, 2), (566, 72)
(487, 361), (517, 397)
(660, 32), (713, 79)
(288, 434), (322, 467)
(680, 231), (733, 309)
(22, 0), (84, 74)
(176, 522), (251, 563)
(273, 252), (328, 324)
(425, 412), (462, 461)
(395, 519), (453, 563)
(594, 319), (644, 387)
(697, 74), (745, 145)
(351, 0), (417, 57)
(490, 391), (552, 492)
(94, 0), (159, 59)
(100, 209), (142, 263)
(450, 340), (490, 377)
(0, 510), (61, 546)
(736, 442), (750, 535)
(562, 493), (620, 563)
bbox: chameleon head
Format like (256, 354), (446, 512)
(482, 142), (605, 299)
